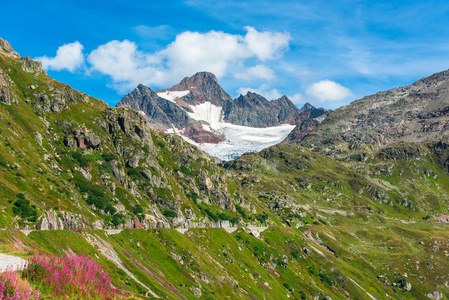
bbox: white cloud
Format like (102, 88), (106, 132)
(306, 80), (352, 102)
(235, 65), (275, 81)
(237, 84), (282, 100)
(85, 27), (291, 92)
(244, 26), (291, 60)
(36, 41), (84, 72)
(161, 30), (248, 78)
(288, 93), (303, 104)
(86, 40), (165, 92)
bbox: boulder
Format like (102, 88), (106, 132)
(426, 291), (443, 300)
(34, 132), (43, 146)
(397, 279), (412, 292)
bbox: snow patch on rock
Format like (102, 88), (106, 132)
(157, 90), (190, 103)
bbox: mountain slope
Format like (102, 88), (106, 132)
(0, 39), (243, 230)
(301, 69), (449, 155)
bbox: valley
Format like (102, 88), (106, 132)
(0, 37), (449, 299)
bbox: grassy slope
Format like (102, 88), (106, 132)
(1, 223), (448, 299)
(0, 52), (243, 229)
(0, 48), (449, 299)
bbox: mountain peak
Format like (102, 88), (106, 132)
(236, 91), (269, 107)
(161, 71), (232, 104)
(189, 71), (218, 82)
(301, 102), (315, 111)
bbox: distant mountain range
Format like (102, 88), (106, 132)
(117, 72), (328, 160)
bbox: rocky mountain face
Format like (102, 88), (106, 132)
(117, 72), (328, 160)
(301, 69), (449, 155)
(158, 71), (233, 106)
(117, 84), (224, 143)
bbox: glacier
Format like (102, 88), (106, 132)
(169, 102), (296, 161)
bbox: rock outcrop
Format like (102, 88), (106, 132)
(0, 37), (20, 58)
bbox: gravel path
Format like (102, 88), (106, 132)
(0, 253), (27, 272)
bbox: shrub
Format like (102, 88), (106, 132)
(101, 153), (117, 162)
(205, 209), (219, 222)
(86, 195), (106, 210)
(72, 152), (89, 167)
(422, 215), (431, 220)
(283, 283), (290, 290)
(132, 204), (143, 215)
(0, 156), (7, 168)
(299, 290), (307, 300)
(235, 205), (247, 219)
(180, 165), (193, 176)
(218, 213), (231, 221)
(186, 192), (199, 204)
(319, 273), (333, 286)
(12, 194), (38, 222)
(163, 209), (178, 218)
(127, 168), (143, 180)
(256, 213), (268, 224)
(111, 214), (125, 226)
(104, 204), (117, 215)
(308, 266), (316, 275)
(230, 217), (239, 225)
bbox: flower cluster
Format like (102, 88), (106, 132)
(22, 253), (122, 299)
(0, 266), (39, 300)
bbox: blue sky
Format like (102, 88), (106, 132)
(2, 0), (449, 109)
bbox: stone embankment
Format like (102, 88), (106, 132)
(21, 225), (269, 237)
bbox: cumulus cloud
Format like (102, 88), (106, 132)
(161, 30), (248, 78)
(85, 27), (290, 91)
(306, 80), (352, 102)
(36, 41), (84, 72)
(235, 65), (275, 81)
(237, 84), (282, 100)
(244, 26), (291, 60)
(41, 27), (291, 92)
(87, 40), (165, 91)
(288, 93), (303, 104)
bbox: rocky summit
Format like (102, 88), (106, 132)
(1, 37), (449, 300)
(117, 72), (328, 161)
